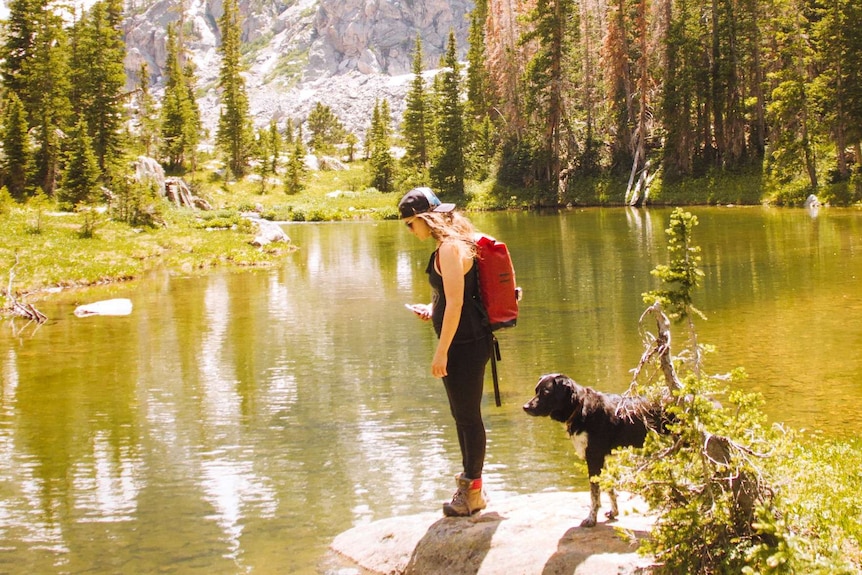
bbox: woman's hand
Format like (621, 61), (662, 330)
(405, 303), (432, 320)
(431, 347), (448, 378)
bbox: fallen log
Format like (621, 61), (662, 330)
(11, 301), (47, 323)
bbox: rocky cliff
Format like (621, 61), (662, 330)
(123, 0), (474, 138)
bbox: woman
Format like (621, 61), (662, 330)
(399, 187), (492, 517)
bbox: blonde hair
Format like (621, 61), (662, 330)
(417, 211), (477, 258)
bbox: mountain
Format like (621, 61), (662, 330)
(123, 0), (475, 141)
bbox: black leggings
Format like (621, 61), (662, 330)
(442, 335), (492, 480)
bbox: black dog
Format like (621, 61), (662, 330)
(523, 373), (665, 527)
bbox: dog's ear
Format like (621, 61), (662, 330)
(552, 374), (569, 389)
(536, 373), (561, 392)
(556, 374), (578, 397)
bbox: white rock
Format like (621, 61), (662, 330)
(327, 491), (655, 575)
(74, 299), (134, 318)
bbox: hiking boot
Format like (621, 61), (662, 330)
(442, 474), (486, 517)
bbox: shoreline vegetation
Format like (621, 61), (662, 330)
(0, 159), (858, 312)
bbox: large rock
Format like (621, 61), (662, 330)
(312, 0), (472, 77)
(248, 217), (290, 247)
(132, 156), (166, 191)
(327, 491), (656, 575)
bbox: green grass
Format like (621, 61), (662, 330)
(198, 160), (400, 219)
(0, 206), (291, 305)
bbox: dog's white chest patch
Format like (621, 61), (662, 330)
(570, 431), (589, 459)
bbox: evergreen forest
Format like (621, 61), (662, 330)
(1, 0), (862, 215)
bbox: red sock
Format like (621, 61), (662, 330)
(469, 478), (482, 490)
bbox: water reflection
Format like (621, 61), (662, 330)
(1, 209), (861, 573)
(72, 430), (141, 523)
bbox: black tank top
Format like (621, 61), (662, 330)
(426, 248), (489, 343)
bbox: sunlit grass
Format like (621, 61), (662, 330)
(0, 206), (291, 302)
(194, 160), (401, 220)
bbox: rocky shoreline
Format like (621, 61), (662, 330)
(324, 491), (656, 575)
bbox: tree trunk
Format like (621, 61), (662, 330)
(801, 106), (819, 189)
(549, 0), (564, 204)
(625, 0), (651, 205)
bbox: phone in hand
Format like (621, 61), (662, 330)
(405, 303), (430, 318)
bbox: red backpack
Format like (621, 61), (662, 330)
(475, 233), (520, 330)
(475, 233), (521, 406)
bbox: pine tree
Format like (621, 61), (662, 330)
(160, 23), (200, 171)
(254, 127), (270, 194)
(69, 0), (127, 178)
(253, 118), (282, 193)
(661, 0), (698, 182)
(603, 0), (634, 174)
(764, 0), (818, 190)
(811, 0), (862, 180)
(523, 0), (578, 202)
(345, 133), (358, 162)
(284, 135), (307, 195)
(472, 114), (495, 181)
(466, 0), (490, 119)
(430, 32), (466, 197)
(216, 0), (253, 178)
(369, 99), (396, 192)
(2, 0), (71, 196)
(135, 62), (160, 157)
(268, 118), (282, 174)
(0, 0), (42, 111)
(306, 102), (345, 154)
(1, 92), (33, 200)
(284, 118), (295, 146)
(182, 61), (202, 171)
(402, 35), (431, 175)
(59, 119), (101, 209)
(30, 8), (71, 197)
(465, 0), (497, 181)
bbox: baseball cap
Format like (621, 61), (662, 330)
(397, 187), (456, 219)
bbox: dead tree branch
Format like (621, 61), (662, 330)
(633, 301), (763, 524)
(3, 253), (47, 324)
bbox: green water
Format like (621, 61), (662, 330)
(1, 207), (861, 573)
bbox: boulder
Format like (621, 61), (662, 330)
(132, 156), (165, 191)
(247, 216), (290, 247)
(326, 491), (656, 575)
(164, 177), (213, 210)
(319, 155), (349, 171)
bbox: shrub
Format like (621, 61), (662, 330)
(0, 186), (14, 215)
(111, 178), (165, 227)
(76, 204), (104, 239)
(25, 189), (52, 234)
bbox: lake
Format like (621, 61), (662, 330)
(1, 206), (860, 573)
